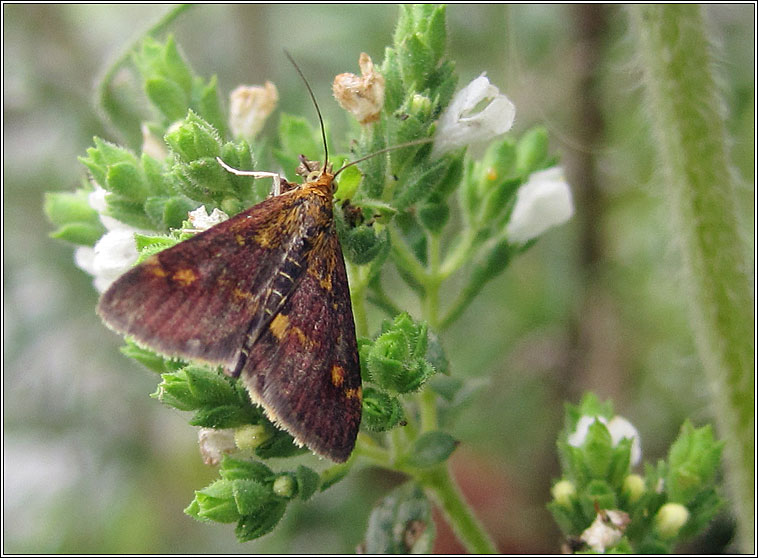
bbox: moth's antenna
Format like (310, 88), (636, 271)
(284, 50), (329, 174)
(333, 138), (435, 178)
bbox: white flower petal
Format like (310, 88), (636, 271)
(431, 74), (516, 158)
(506, 166), (574, 244)
(607, 416), (642, 466)
(89, 229), (140, 292)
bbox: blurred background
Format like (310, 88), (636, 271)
(3, 4), (753, 553)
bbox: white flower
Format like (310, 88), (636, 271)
(431, 74), (515, 158)
(580, 509), (630, 552)
(187, 206), (229, 232)
(197, 428), (236, 466)
(505, 166), (574, 244)
(75, 229), (140, 292)
(568, 414), (642, 466)
(229, 81), (278, 142)
(332, 52), (385, 125)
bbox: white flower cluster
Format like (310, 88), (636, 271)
(74, 185), (142, 293)
(568, 414), (642, 466)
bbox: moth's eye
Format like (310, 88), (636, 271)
(307, 171), (320, 182)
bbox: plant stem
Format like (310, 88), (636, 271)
(629, 5), (754, 551)
(417, 465), (499, 553)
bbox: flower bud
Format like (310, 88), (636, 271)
(198, 428), (237, 466)
(333, 53), (385, 125)
(234, 424), (272, 451)
(273, 474), (297, 499)
(655, 502), (689, 538)
(622, 473), (646, 503)
(551, 479), (576, 507)
(229, 81), (278, 142)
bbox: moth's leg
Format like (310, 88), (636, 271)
(216, 157), (283, 196)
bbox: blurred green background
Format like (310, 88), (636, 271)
(3, 4), (753, 554)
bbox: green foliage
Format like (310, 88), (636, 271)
(548, 393), (723, 553)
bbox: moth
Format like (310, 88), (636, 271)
(98, 156), (363, 462)
(97, 57), (431, 463)
(98, 61), (362, 463)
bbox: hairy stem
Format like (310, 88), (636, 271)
(417, 465), (499, 553)
(629, 5), (754, 551)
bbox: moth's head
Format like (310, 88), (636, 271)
(296, 155), (334, 187)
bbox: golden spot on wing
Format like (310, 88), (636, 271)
(232, 287), (253, 301)
(345, 387), (362, 401)
(235, 233), (245, 246)
(331, 364), (345, 387)
(269, 313), (289, 340)
(145, 256), (168, 278)
(172, 268), (197, 286)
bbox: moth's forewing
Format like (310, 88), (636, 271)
(97, 179), (362, 462)
(241, 228), (362, 462)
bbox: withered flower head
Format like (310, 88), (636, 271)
(229, 81), (279, 141)
(332, 53), (385, 125)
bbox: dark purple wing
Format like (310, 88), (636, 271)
(97, 190), (318, 370)
(239, 227), (362, 462)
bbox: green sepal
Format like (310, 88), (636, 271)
(235, 500), (287, 542)
(666, 422), (723, 506)
(381, 47), (404, 114)
(153, 369), (200, 411)
(49, 222), (106, 246)
(190, 404), (256, 429)
(186, 479), (240, 524)
(515, 126), (549, 175)
(184, 365), (237, 404)
(165, 110), (222, 163)
(44, 189), (105, 246)
(361, 386), (405, 431)
(120, 339), (183, 374)
(232, 478), (275, 515)
(219, 455), (274, 482)
(253, 428), (309, 460)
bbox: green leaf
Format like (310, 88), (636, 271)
(363, 483), (435, 553)
(402, 431), (458, 468)
(189, 404), (252, 429)
(393, 158), (451, 211)
(145, 77), (189, 121)
(666, 422), (723, 505)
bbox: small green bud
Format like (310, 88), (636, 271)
(655, 503), (689, 538)
(622, 474), (645, 504)
(153, 370), (198, 411)
(515, 126), (549, 174)
(188, 479), (240, 523)
(235, 424), (272, 451)
(551, 480), (576, 507)
(362, 386), (405, 431)
(272, 474), (297, 499)
(410, 93), (432, 119)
